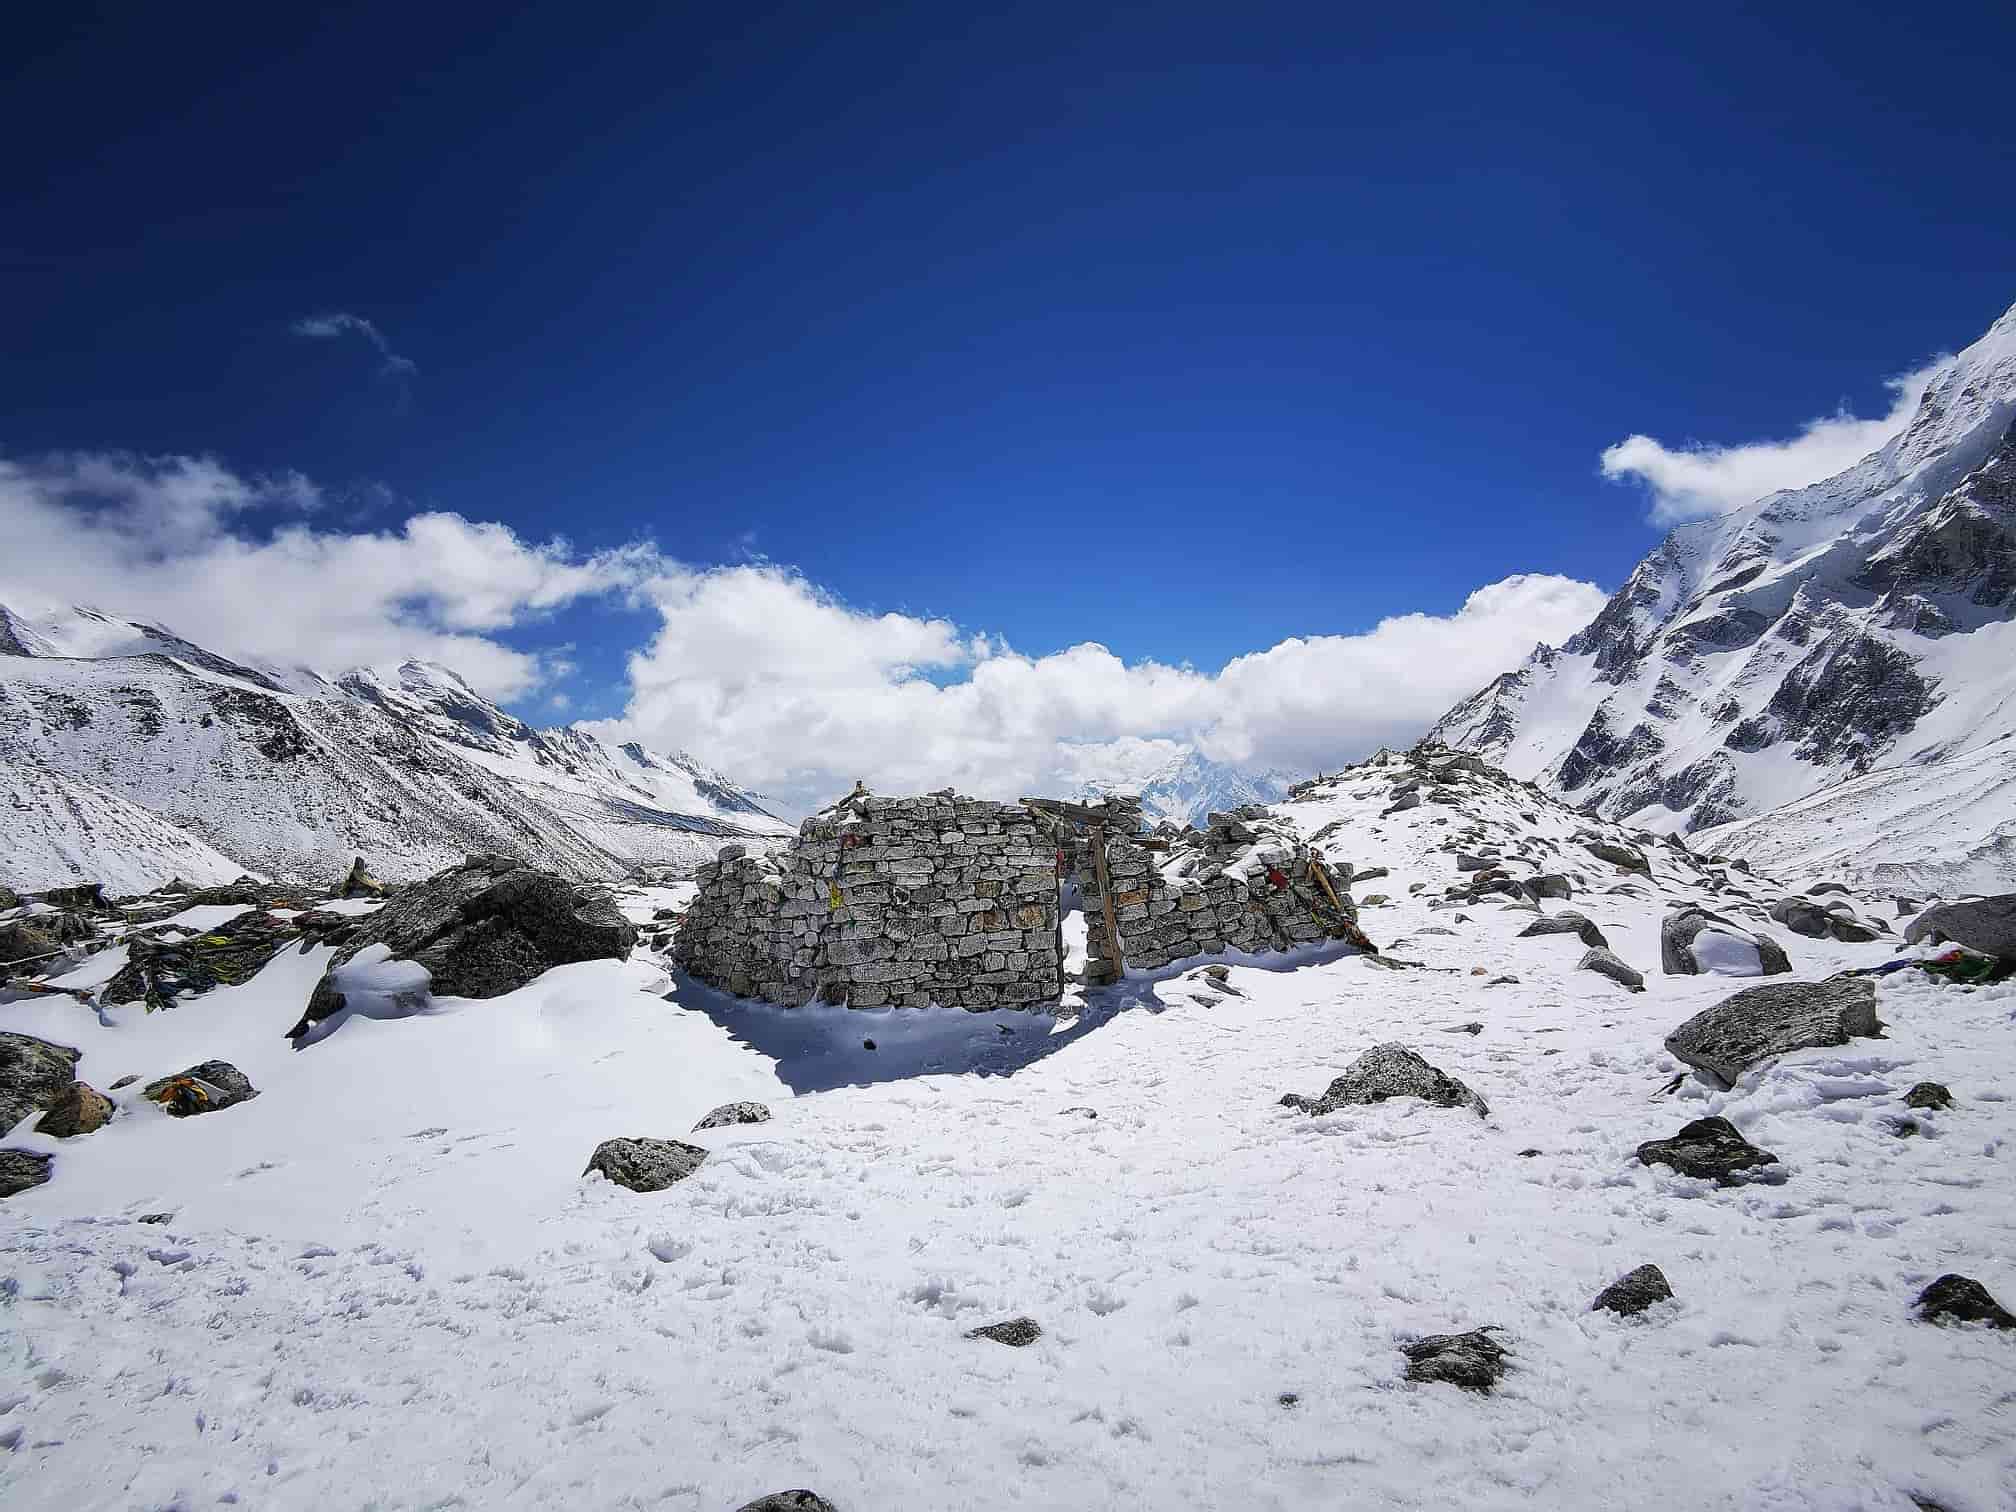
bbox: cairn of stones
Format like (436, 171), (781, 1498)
(675, 790), (1064, 1009)
(1058, 801), (1368, 985)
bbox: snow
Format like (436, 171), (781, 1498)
(3, 766), (2011, 1509)
(1690, 928), (1765, 976)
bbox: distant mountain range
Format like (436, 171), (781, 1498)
(0, 603), (791, 892)
(1070, 745), (1297, 828)
(1431, 298), (2016, 893)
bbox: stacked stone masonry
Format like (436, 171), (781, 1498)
(675, 791), (1064, 1010)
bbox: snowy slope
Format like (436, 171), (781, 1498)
(0, 606), (790, 890)
(1431, 298), (2016, 885)
(2, 753), (2009, 1510)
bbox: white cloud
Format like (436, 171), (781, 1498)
(293, 312), (419, 392)
(588, 564), (1607, 810)
(0, 451), (653, 698)
(1600, 357), (1949, 524)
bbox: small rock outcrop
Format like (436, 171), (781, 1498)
(1280, 1043), (1488, 1117)
(1, 1031), (83, 1132)
(584, 1137), (708, 1192)
(33, 1082), (113, 1137)
(0, 1148), (54, 1198)
(1636, 1116), (1779, 1184)
(336, 855), (386, 899)
(1915, 1274), (2015, 1329)
(966, 1316), (1042, 1347)
(290, 855), (636, 1039)
(1768, 897), (1833, 939)
(1904, 893), (2016, 959)
(1578, 947), (1645, 992)
(1660, 907), (1792, 976)
(1518, 911), (1608, 948)
(693, 1101), (771, 1130)
(1662, 976), (1880, 1087)
(143, 1061), (259, 1117)
(734, 1495), (838, 1512)
(1584, 839), (1650, 875)
(1526, 873), (1573, 900)
(1401, 1328), (1509, 1392)
(1904, 1082), (1954, 1110)
(1592, 1264), (1674, 1316)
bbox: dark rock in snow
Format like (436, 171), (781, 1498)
(1592, 1264), (1674, 1316)
(290, 854), (635, 1039)
(0, 914), (93, 972)
(1769, 897), (1834, 939)
(693, 1101), (770, 1130)
(584, 1137), (707, 1192)
(1807, 881), (1853, 896)
(108, 1073), (139, 1090)
(1821, 908), (1884, 944)
(1526, 873), (1574, 900)
(0, 884), (17, 911)
(105, 908), (306, 1010)
(1060, 1105), (1098, 1119)
(1660, 907), (1792, 976)
(33, 1082), (112, 1137)
(1904, 893), (2016, 959)
(1636, 1116), (1779, 1184)
(1915, 1274), (2015, 1329)
(1443, 1021), (1485, 1036)
(1584, 839), (1650, 875)
(1518, 911), (1609, 949)
(734, 1495), (838, 1512)
(966, 1316), (1042, 1347)
(142, 1061), (259, 1117)
(1401, 1328), (1509, 1392)
(0, 1148), (54, 1198)
(1280, 1042), (1488, 1117)
(1455, 853), (1493, 872)
(0, 1030), (83, 1132)
(1663, 976), (1880, 1087)
(1578, 947), (1645, 992)
(38, 882), (109, 914)
(1904, 1082), (1954, 1110)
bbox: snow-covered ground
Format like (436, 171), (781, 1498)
(2, 772), (2012, 1510)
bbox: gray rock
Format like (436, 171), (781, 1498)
(1455, 853), (1492, 872)
(142, 1061), (260, 1117)
(1769, 897), (1834, 939)
(1662, 976), (1880, 1086)
(1660, 907), (1792, 976)
(1578, 947), (1644, 992)
(1526, 873), (1574, 900)
(1823, 910), (1884, 944)
(1280, 1042), (1488, 1117)
(1443, 1021), (1484, 1035)
(1904, 893), (2016, 959)
(1904, 1082), (1953, 1110)
(1636, 1116), (1779, 1184)
(1401, 1328), (1509, 1392)
(1807, 881), (1853, 896)
(1519, 911), (1608, 949)
(693, 1101), (770, 1130)
(966, 1316), (1042, 1346)
(290, 855), (636, 1039)
(0, 1148), (54, 1198)
(1592, 1263), (1673, 1316)
(0, 1030), (83, 1133)
(716, 842), (748, 863)
(1585, 839), (1650, 875)
(734, 1495), (837, 1512)
(0, 884), (17, 911)
(1351, 866), (1390, 882)
(33, 1082), (112, 1137)
(1915, 1274), (2015, 1329)
(584, 1137), (707, 1192)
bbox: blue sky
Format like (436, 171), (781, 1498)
(4, 2), (2014, 800)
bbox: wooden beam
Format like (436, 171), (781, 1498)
(1088, 822), (1126, 978)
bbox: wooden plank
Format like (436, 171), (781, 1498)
(1308, 856), (1346, 914)
(1088, 822), (1126, 977)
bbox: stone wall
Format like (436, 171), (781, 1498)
(1067, 802), (1367, 985)
(674, 791), (1063, 1009)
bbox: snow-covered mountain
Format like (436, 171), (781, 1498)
(1069, 745), (1296, 827)
(1431, 298), (2016, 889)
(0, 603), (790, 890)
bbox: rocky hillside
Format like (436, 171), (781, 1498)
(1431, 299), (2016, 889)
(0, 604), (791, 891)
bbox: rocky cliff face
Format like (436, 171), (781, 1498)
(0, 606), (789, 890)
(1431, 300), (2016, 886)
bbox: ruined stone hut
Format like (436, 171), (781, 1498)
(674, 787), (1369, 1010)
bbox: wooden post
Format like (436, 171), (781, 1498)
(1308, 856), (1346, 915)
(1088, 822), (1126, 980)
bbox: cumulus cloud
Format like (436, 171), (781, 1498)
(0, 451), (653, 697)
(293, 312), (419, 398)
(1600, 357), (1949, 524)
(587, 564), (1607, 810)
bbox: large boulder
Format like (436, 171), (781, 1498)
(1663, 976), (1880, 1087)
(1518, 911), (1608, 949)
(1592, 1264), (1674, 1316)
(1768, 897), (1833, 939)
(34, 1082), (113, 1137)
(288, 855), (636, 1040)
(1636, 1116), (1779, 1184)
(0, 1149), (53, 1199)
(1661, 908), (1792, 977)
(1905, 893), (2016, 960)
(1280, 1043), (1488, 1117)
(141, 1061), (259, 1117)
(584, 1137), (708, 1193)
(1584, 839), (1650, 875)
(0, 1031), (82, 1133)
(1915, 1274), (2015, 1329)
(1578, 947), (1645, 992)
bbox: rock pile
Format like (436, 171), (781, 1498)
(677, 791), (1063, 1009)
